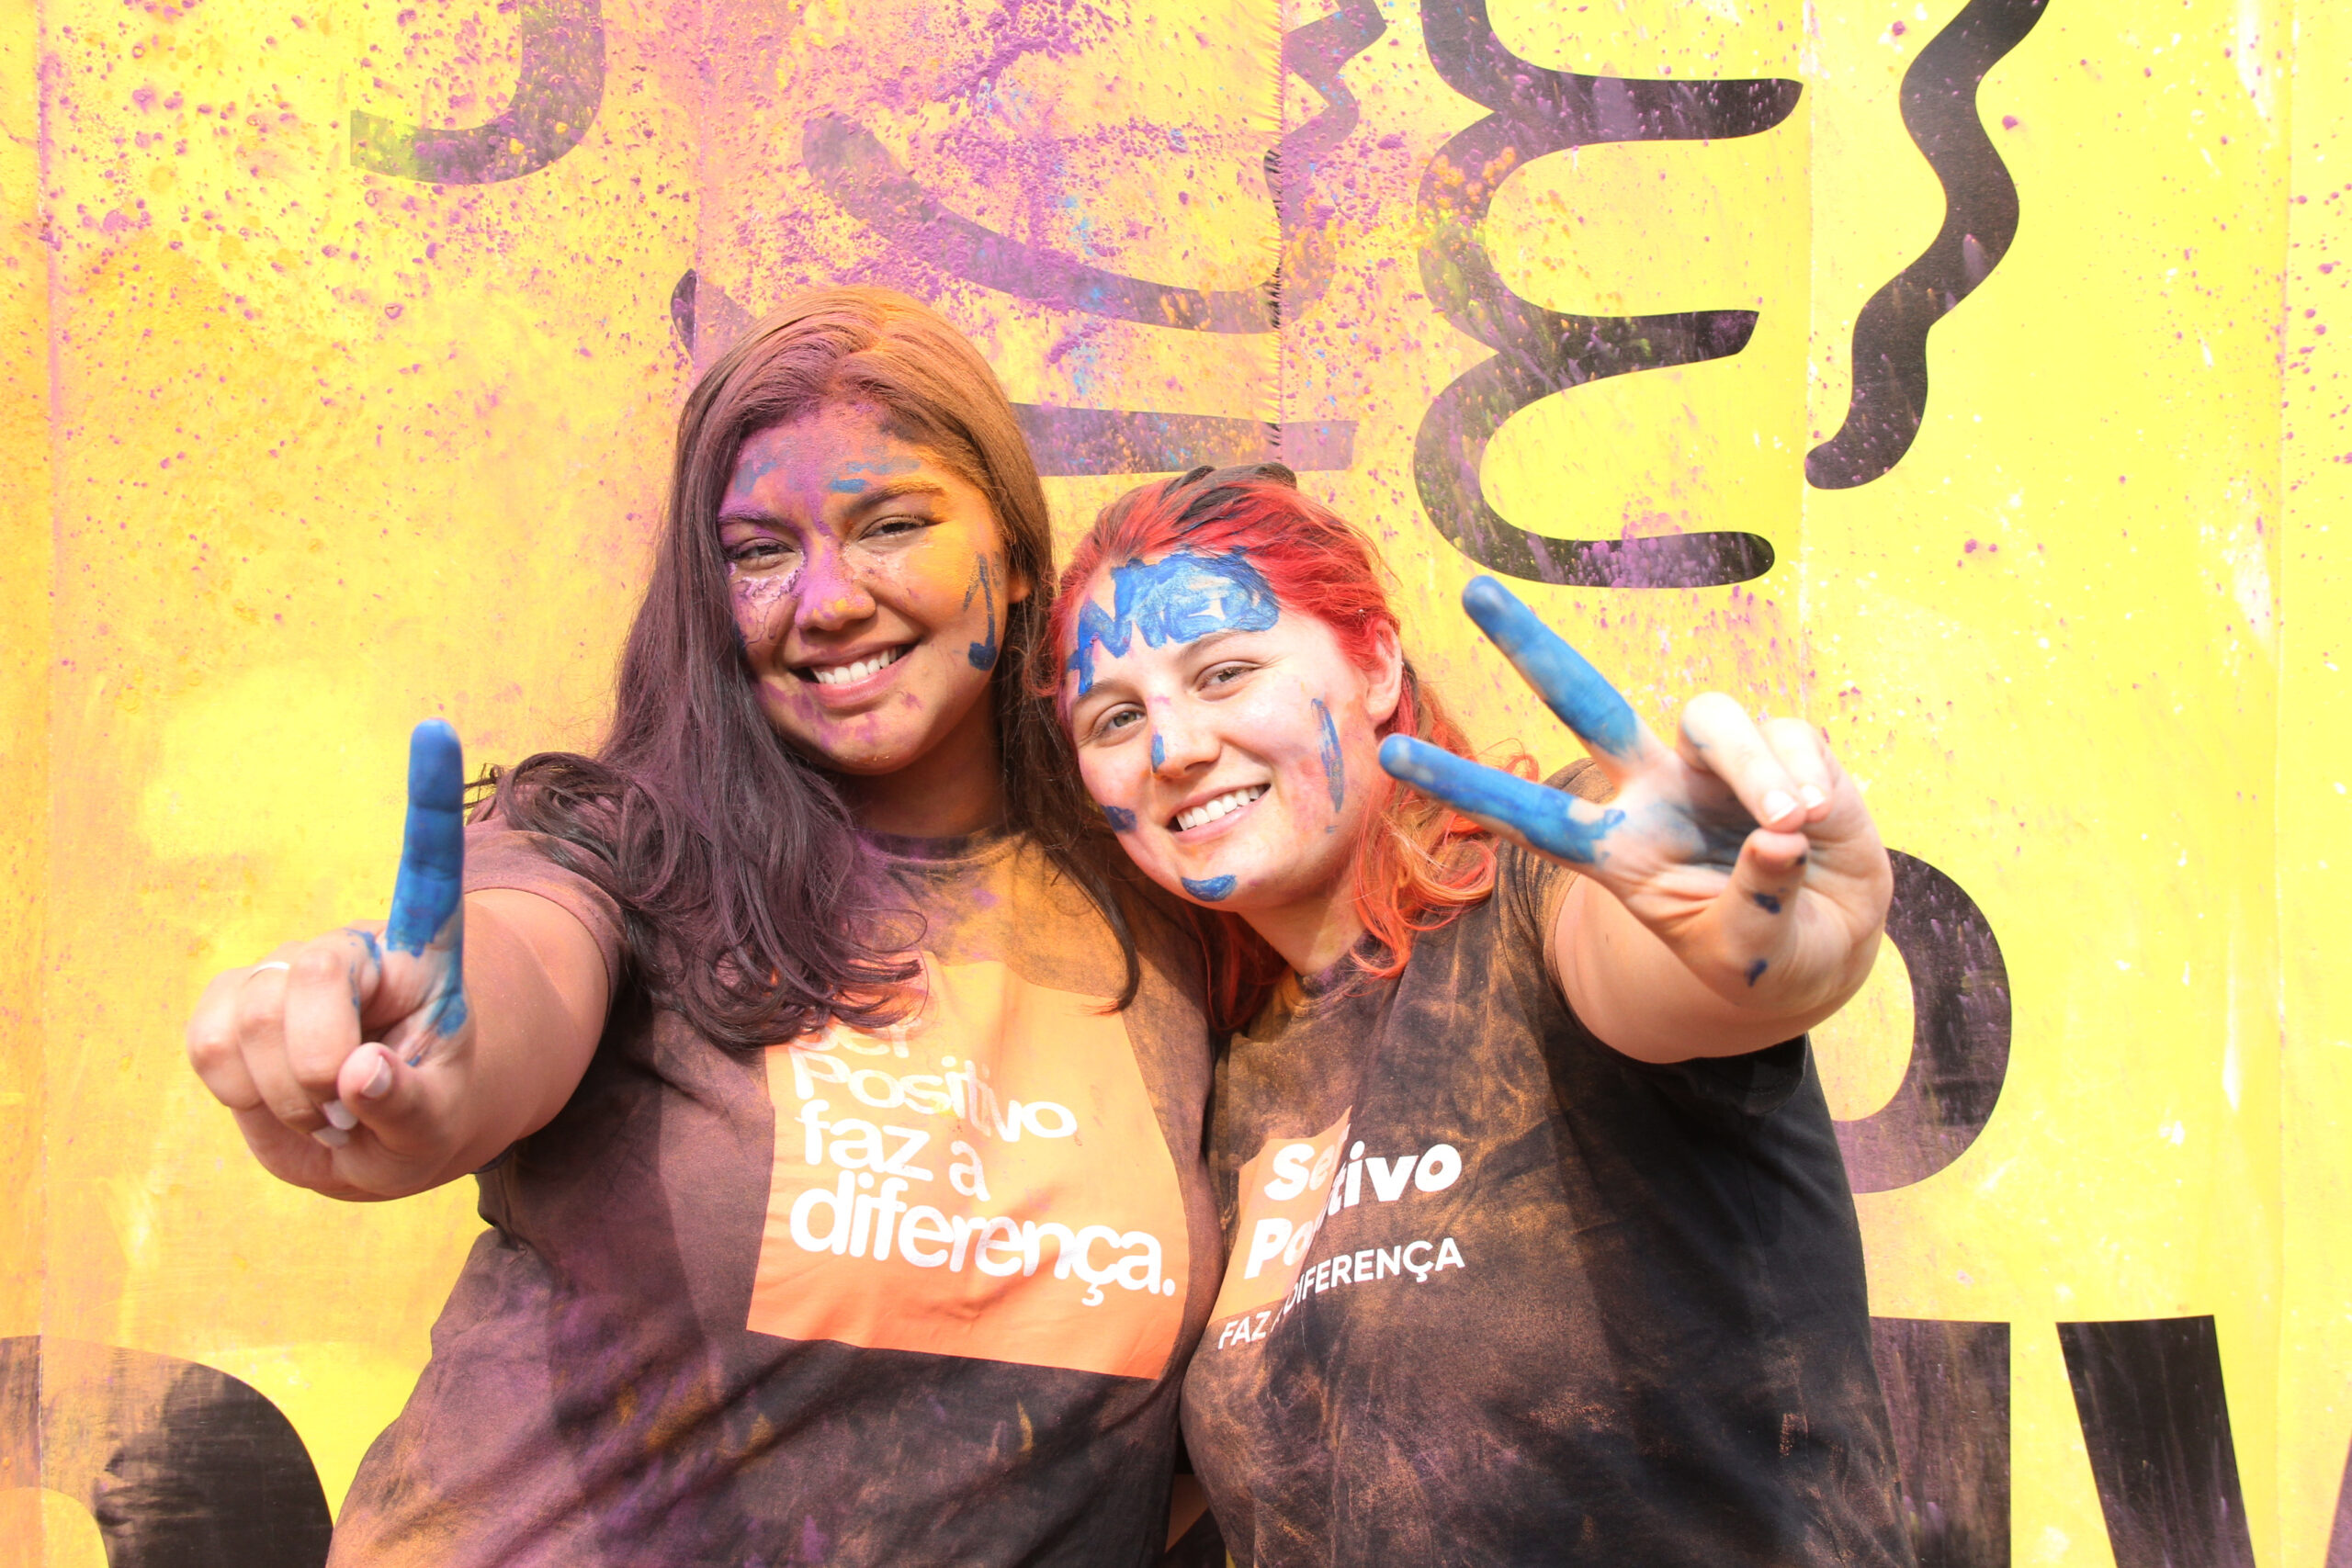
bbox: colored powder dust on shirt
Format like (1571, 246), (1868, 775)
(331, 815), (1223, 1568)
(1181, 761), (1912, 1568)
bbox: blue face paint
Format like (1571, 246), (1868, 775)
(1103, 805), (1136, 832)
(1379, 735), (1625, 866)
(1745, 958), (1769, 987)
(1461, 576), (1643, 760)
(1751, 892), (1782, 914)
(1182, 874), (1238, 901)
(385, 719), (469, 1040)
(1151, 732), (1167, 770)
(1313, 698), (1344, 812)
(964, 557), (1000, 671)
(827, 454), (921, 494)
(1066, 550), (1281, 694)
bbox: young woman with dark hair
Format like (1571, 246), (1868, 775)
(1049, 466), (1914, 1567)
(185, 288), (1222, 1565)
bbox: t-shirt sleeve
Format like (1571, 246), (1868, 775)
(460, 810), (627, 998)
(1498, 759), (1809, 1121)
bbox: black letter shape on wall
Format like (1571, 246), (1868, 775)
(1834, 850), (2011, 1193)
(2057, 1317), (2257, 1568)
(1804, 0), (2047, 490)
(2328, 1428), (2352, 1568)
(1871, 1318), (2011, 1568)
(351, 0), (605, 184)
(667, 272), (1358, 476)
(1414, 0), (1796, 588)
(801, 0), (1385, 333)
(0, 1336), (332, 1566)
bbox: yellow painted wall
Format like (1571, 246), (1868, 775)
(1, 0), (2345, 1562)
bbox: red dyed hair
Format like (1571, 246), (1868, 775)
(1041, 464), (1525, 1027)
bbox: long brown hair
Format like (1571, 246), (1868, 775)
(496, 287), (1140, 1046)
(1045, 465), (1526, 1028)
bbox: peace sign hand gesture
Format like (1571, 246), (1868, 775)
(1381, 579), (1891, 1053)
(185, 721), (478, 1197)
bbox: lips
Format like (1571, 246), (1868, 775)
(1171, 783), (1268, 833)
(799, 646), (908, 686)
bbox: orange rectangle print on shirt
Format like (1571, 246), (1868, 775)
(750, 959), (1190, 1381)
(1205, 1111), (1354, 1326)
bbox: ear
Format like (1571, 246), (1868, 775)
(1363, 624), (1405, 728)
(1004, 558), (1034, 606)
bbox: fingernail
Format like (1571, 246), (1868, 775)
(322, 1098), (357, 1131)
(359, 1053), (394, 1100)
(311, 1125), (350, 1149)
(1762, 790), (1797, 824)
(1800, 784), (1827, 811)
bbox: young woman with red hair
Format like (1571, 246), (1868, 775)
(1049, 464), (1913, 1567)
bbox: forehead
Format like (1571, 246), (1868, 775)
(725, 404), (933, 501)
(1067, 549), (1286, 689)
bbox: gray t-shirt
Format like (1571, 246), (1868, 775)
(1182, 765), (1912, 1568)
(332, 818), (1222, 1567)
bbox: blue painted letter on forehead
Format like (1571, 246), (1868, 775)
(1067, 551), (1281, 694)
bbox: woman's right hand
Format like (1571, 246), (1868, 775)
(186, 721), (480, 1199)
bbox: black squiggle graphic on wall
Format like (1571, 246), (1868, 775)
(0, 1337), (332, 1567)
(804, 2), (1382, 333)
(351, 0), (604, 184)
(1833, 851), (2010, 1193)
(1416, 0), (1797, 587)
(2059, 1317), (2257, 1568)
(667, 273), (1355, 476)
(1806, 0), (2047, 490)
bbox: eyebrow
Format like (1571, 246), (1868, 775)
(717, 477), (951, 528)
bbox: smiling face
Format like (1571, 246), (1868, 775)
(721, 403), (1026, 830)
(1065, 550), (1403, 953)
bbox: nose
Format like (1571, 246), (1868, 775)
(1149, 702), (1217, 779)
(793, 542), (876, 634)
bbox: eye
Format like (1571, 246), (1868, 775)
(1201, 661), (1253, 690)
(728, 538), (795, 567)
(1091, 705), (1145, 740)
(863, 513), (933, 542)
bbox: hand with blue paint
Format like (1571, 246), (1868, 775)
(185, 721), (607, 1198)
(1382, 578), (1892, 1043)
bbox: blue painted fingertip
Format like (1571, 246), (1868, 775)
(385, 721), (470, 1043)
(1460, 576), (1642, 759)
(1380, 734), (1623, 865)
(1182, 875), (1237, 901)
(387, 719), (466, 956)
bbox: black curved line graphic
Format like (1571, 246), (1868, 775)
(351, 0), (604, 184)
(0, 1336), (333, 1567)
(1833, 850), (2010, 1194)
(802, 2), (1384, 333)
(666, 271), (1355, 477)
(1416, 0), (1797, 587)
(1805, 0), (2048, 490)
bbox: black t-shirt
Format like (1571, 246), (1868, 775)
(1182, 775), (1912, 1567)
(331, 821), (1223, 1567)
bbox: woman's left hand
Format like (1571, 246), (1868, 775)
(1381, 577), (1892, 1035)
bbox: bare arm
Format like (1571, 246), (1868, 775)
(185, 724), (609, 1199)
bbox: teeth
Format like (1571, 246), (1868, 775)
(811, 648), (906, 686)
(1175, 784), (1268, 832)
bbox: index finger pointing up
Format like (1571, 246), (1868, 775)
(385, 718), (466, 955)
(1461, 577), (1665, 773)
